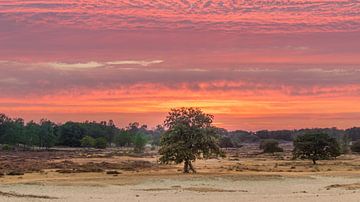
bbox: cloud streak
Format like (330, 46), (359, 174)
(45, 60), (164, 70)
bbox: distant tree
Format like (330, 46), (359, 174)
(150, 125), (165, 146)
(346, 127), (360, 141)
(159, 108), (224, 173)
(57, 122), (85, 147)
(0, 115), (24, 146)
(293, 133), (341, 164)
(132, 132), (147, 153)
(24, 121), (41, 148)
(351, 140), (360, 153)
(260, 139), (283, 153)
(94, 137), (107, 149)
(80, 136), (96, 148)
(219, 136), (235, 148)
(38, 119), (57, 149)
(228, 130), (259, 144)
(114, 130), (132, 147)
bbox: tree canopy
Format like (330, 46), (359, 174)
(159, 108), (224, 173)
(293, 133), (341, 164)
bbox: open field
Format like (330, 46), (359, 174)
(1, 144), (360, 201)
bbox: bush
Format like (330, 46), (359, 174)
(293, 133), (341, 164)
(80, 136), (96, 148)
(351, 140), (360, 153)
(260, 139), (284, 153)
(133, 133), (147, 153)
(1, 144), (13, 151)
(114, 131), (132, 147)
(94, 137), (107, 149)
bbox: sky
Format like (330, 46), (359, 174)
(0, 0), (360, 130)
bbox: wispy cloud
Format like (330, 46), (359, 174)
(45, 60), (164, 70)
(47, 61), (104, 70)
(106, 60), (164, 67)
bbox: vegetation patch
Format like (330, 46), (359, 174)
(0, 191), (58, 199)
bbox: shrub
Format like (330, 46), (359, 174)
(1, 144), (13, 151)
(94, 137), (107, 149)
(133, 133), (147, 153)
(80, 136), (96, 148)
(260, 139), (284, 153)
(351, 140), (360, 153)
(293, 133), (341, 164)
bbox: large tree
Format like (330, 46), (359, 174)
(159, 108), (224, 173)
(293, 133), (340, 164)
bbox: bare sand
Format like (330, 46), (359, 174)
(1, 173), (360, 202)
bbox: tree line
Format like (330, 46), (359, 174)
(0, 114), (164, 151)
(1, 113), (360, 151)
(1, 109), (360, 172)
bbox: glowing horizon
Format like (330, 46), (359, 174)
(1, 0), (360, 130)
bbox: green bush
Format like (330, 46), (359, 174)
(80, 136), (96, 148)
(260, 139), (284, 153)
(133, 133), (147, 153)
(94, 137), (107, 149)
(351, 140), (360, 153)
(1, 144), (13, 151)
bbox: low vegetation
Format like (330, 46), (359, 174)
(1, 109), (360, 172)
(260, 139), (284, 153)
(351, 140), (360, 153)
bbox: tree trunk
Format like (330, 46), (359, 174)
(312, 159), (317, 165)
(189, 161), (197, 173)
(183, 161), (190, 173)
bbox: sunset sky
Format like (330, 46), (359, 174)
(1, 0), (360, 130)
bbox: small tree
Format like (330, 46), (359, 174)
(132, 133), (147, 153)
(351, 140), (360, 153)
(80, 136), (96, 148)
(260, 139), (284, 153)
(94, 137), (107, 149)
(293, 133), (340, 164)
(159, 108), (224, 173)
(114, 130), (132, 147)
(219, 136), (234, 148)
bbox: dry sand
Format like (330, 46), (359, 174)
(1, 173), (360, 202)
(1, 146), (360, 201)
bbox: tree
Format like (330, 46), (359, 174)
(260, 139), (283, 153)
(351, 140), (360, 153)
(0, 114), (24, 146)
(150, 125), (165, 146)
(57, 122), (85, 147)
(159, 108), (224, 173)
(219, 136), (235, 148)
(24, 121), (41, 148)
(80, 136), (96, 148)
(132, 132), (147, 153)
(94, 137), (107, 149)
(38, 119), (57, 149)
(114, 130), (132, 147)
(293, 133), (341, 164)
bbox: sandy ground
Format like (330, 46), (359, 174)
(1, 174), (360, 202)
(1, 145), (360, 201)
